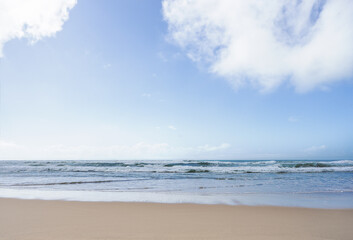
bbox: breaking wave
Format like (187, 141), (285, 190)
(1, 160), (353, 174)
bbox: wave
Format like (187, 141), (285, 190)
(71, 162), (148, 167)
(2, 160), (353, 175)
(13, 180), (117, 186)
(185, 169), (210, 173)
(327, 160), (353, 165)
(280, 163), (332, 168)
(164, 162), (213, 167)
(5, 167), (353, 174)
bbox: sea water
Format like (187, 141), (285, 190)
(0, 160), (352, 208)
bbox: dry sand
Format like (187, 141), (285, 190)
(0, 198), (352, 240)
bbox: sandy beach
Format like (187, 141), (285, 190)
(0, 198), (352, 240)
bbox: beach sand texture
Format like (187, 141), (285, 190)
(0, 198), (352, 240)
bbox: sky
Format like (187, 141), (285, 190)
(0, 0), (352, 160)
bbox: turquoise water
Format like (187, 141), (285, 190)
(0, 160), (352, 208)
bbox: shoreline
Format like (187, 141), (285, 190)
(1, 187), (353, 209)
(0, 196), (353, 210)
(1, 198), (353, 240)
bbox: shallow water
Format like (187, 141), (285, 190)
(0, 160), (352, 208)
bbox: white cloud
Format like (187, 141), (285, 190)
(0, 0), (77, 57)
(305, 144), (327, 152)
(0, 140), (17, 148)
(0, 140), (171, 160)
(168, 125), (177, 130)
(0, 140), (232, 160)
(1, 140), (340, 160)
(103, 63), (111, 69)
(163, 0), (353, 92)
(0, 140), (27, 159)
(157, 51), (168, 62)
(288, 116), (299, 122)
(197, 143), (230, 152)
(142, 93), (152, 98)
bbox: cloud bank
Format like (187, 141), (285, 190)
(163, 0), (353, 92)
(305, 144), (327, 152)
(0, 140), (231, 160)
(198, 143), (230, 152)
(0, 0), (77, 57)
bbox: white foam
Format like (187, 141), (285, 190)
(1, 188), (352, 208)
(328, 160), (353, 165)
(0, 188), (239, 205)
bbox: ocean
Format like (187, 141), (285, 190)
(0, 160), (352, 208)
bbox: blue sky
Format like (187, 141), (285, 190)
(0, 0), (352, 160)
